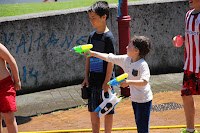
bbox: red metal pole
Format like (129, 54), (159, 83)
(117, 0), (131, 97)
(117, 0), (131, 55)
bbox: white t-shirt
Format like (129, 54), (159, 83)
(106, 53), (153, 103)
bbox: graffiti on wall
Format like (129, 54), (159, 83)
(3, 29), (88, 85)
(4, 30), (88, 53)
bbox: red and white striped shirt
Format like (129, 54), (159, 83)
(184, 9), (200, 73)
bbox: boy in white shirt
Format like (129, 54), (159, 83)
(85, 35), (152, 133)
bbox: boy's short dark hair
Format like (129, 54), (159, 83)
(131, 36), (151, 58)
(88, 1), (109, 20)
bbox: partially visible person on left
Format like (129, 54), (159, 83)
(0, 43), (21, 133)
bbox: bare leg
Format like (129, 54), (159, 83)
(90, 112), (100, 133)
(0, 113), (3, 133)
(182, 95), (195, 129)
(104, 114), (113, 133)
(3, 112), (18, 133)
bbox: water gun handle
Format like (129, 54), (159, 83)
(83, 50), (91, 57)
(94, 90), (112, 113)
(102, 89), (112, 100)
(115, 79), (125, 87)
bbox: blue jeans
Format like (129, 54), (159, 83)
(132, 100), (152, 133)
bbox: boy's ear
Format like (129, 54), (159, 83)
(102, 14), (107, 20)
(135, 48), (140, 53)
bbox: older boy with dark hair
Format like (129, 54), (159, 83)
(0, 43), (21, 133)
(81, 1), (115, 133)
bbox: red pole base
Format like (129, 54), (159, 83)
(120, 87), (130, 97)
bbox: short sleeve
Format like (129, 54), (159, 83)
(139, 62), (150, 82)
(104, 32), (115, 54)
(105, 37), (115, 54)
(87, 31), (95, 44)
(106, 53), (127, 69)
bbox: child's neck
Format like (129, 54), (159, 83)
(96, 26), (109, 34)
(131, 55), (142, 63)
(193, 8), (200, 14)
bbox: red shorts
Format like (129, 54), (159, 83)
(181, 70), (200, 96)
(0, 76), (17, 113)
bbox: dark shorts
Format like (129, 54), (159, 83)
(181, 70), (200, 96)
(0, 75), (17, 113)
(88, 85), (115, 115)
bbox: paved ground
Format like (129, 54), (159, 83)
(14, 72), (183, 117)
(3, 72), (200, 133)
(16, 73), (183, 116)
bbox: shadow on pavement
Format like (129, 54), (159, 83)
(3, 116), (32, 127)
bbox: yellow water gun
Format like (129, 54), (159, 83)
(107, 73), (128, 86)
(72, 44), (93, 57)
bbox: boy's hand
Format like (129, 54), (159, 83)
(81, 78), (89, 87)
(118, 80), (129, 88)
(102, 81), (110, 92)
(84, 51), (92, 57)
(14, 81), (21, 91)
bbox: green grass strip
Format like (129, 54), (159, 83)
(0, 0), (139, 17)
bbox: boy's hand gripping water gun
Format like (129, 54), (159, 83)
(107, 73), (128, 87)
(94, 74), (128, 117)
(94, 89), (122, 117)
(72, 44), (93, 57)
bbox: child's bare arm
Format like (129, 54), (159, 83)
(119, 79), (148, 88)
(0, 43), (21, 90)
(85, 50), (109, 61)
(102, 62), (114, 91)
(81, 57), (90, 87)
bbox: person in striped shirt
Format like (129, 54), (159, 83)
(173, 0), (200, 133)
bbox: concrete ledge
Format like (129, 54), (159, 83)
(0, 7), (89, 22)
